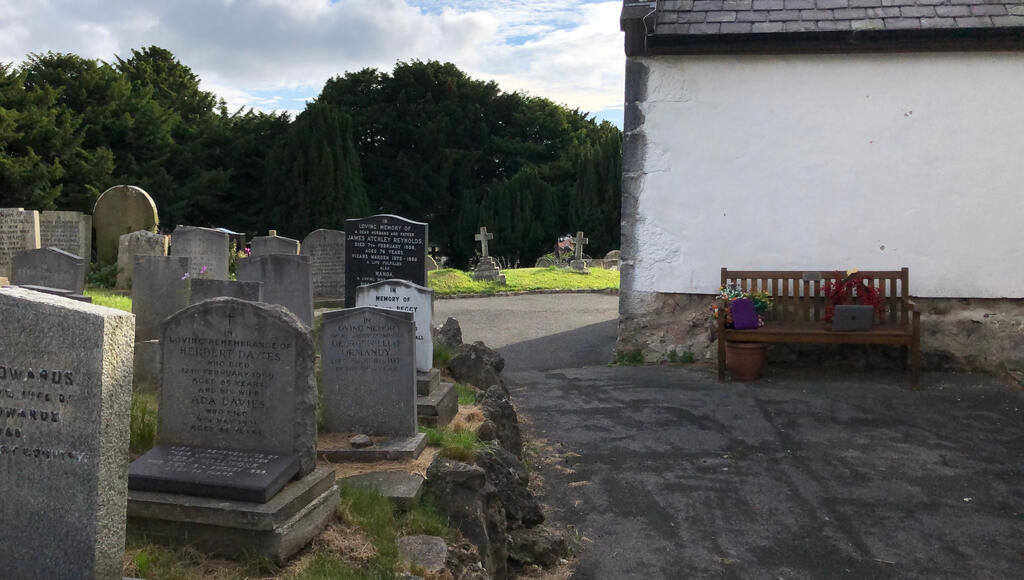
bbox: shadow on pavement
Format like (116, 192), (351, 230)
(498, 319), (618, 373)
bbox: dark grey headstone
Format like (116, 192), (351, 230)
(128, 444), (299, 503)
(344, 215), (427, 307)
(132, 255), (190, 342)
(188, 278), (263, 305)
(355, 279), (434, 373)
(301, 228), (346, 300)
(170, 226), (230, 280)
(0, 287), (134, 580)
(157, 298), (317, 476)
(11, 247), (86, 293)
(39, 210), (91, 261)
(236, 254), (313, 326)
(117, 230), (167, 290)
(251, 232), (300, 256)
(321, 307), (417, 436)
(0, 207), (40, 278)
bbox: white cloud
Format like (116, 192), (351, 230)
(0, 0), (624, 121)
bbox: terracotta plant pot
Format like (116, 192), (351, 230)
(725, 341), (766, 381)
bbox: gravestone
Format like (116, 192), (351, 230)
(126, 298), (335, 563)
(250, 230), (300, 256)
(355, 279), (434, 373)
(117, 230), (167, 290)
(39, 210), (91, 260)
(344, 215), (427, 307)
(154, 297), (317, 476)
(189, 279), (263, 305)
(0, 208), (40, 279)
(11, 247), (87, 294)
(132, 256), (190, 342)
(301, 228), (346, 301)
(473, 226), (506, 283)
(236, 254), (313, 326)
(170, 226), (230, 280)
(92, 185), (158, 265)
(0, 286), (134, 580)
(321, 307), (419, 439)
(570, 230), (590, 273)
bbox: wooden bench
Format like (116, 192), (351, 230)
(717, 268), (921, 388)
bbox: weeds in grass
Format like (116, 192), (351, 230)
(454, 383), (477, 405)
(428, 266), (618, 296)
(400, 498), (456, 542)
(614, 349), (644, 365)
(130, 391), (158, 456)
(666, 349), (696, 364)
(421, 426), (481, 462)
(433, 342), (452, 368)
(336, 484), (400, 574)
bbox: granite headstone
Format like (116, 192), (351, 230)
(301, 228), (346, 300)
(321, 307), (417, 436)
(116, 230), (168, 290)
(170, 226), (230, 281)
(0, 287), (134, 580)
(132, 256), (190, 342)
(236, 254), (313, 326)
(355, 279), (434, 373)
(344, 215), (427, 307)
(155, 297), (317, 476)
(92, 185), (158, 265)
(39, 210), (91, 261)
(0, 208), (40, 278)
(250, 230), (300, 256)
(11, 247), (86, 294)
(188, 279), (263, 305)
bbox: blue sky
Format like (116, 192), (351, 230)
(0, 0), (625, 127)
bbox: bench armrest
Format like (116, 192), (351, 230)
(906, 300), (919, 312)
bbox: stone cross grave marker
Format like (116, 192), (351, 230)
(301, 229), (346, 301)
(236, 254), (314, 326)
(573, 231), (589, 261)
(170, 226), (230, 280)
(344, 214), (427, 307)
(132, 297), (317, 501)
(11, 247), (87, 294)
(0, 208), (40, 279)
(132, 256), (190, 342)
(355, 279), (434, 373)
(92, 185), (158, 265)
(117, 230), (167, 290)
(0, 287), (134, 580)
(39, 210), (91, 261)
(251, 230), (300, 256)
(475, 227), (494, 258)
(321, 307), (417, 436)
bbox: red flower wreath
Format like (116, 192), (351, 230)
(823, 273), (885, 323)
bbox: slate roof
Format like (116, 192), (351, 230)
(653, 0), (1024, 35)
(621, 0), (1024, 53)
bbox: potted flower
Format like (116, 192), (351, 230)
(713, 284), (773, 380)
(822, 271), (885, 323)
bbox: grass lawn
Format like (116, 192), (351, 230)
(84, 288), (132, 312)
(428, 266), (619, 296)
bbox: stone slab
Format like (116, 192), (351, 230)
(127, 467), (338, 565)
(116, 230), (167, 290)
(133, 339), (161, 392)
(0, 208), (40, 278)
(129, 444), (300, 503)
(132, 255), (190, 342)
(0, 286), (134, 580)
(356, 279), (434, 373)
(39, 210), (91, 261)
(344, 214), (427, 307)
(398, 535), (448, 574)
(236, 254), (313, 326)
(251, 233), (300, 256)
(159, 298), (318, 477)
(302, 228), (346, 300)
(340, 471), (424, 510)
(417, 368), (440, 396)
(318, 433), (427, 462)
(11, 247), (86, 293)
(321, 307), (417, 436)
(417, 382), (458, 429)
(188, 278), (263, 305)
(93, 185), (158, 265)
(170, 225), (230, 280)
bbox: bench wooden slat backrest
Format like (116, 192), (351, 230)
(721, 268), (911, 326)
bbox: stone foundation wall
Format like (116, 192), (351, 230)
(617, 290), (1024, 384)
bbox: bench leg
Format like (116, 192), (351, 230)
(909, 342), (921, 390)
(718, 337), (726, 381)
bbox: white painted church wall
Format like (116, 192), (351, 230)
(632, 52), (1024, 298)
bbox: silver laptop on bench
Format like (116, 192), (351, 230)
(832, 305), (874, 331)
